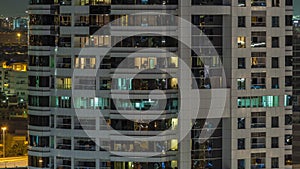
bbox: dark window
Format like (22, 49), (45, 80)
(59, 37), (71, 47)
(285, 114), (293, 125)
(271, 137), (279, 148)
(238, 58), (245, 69)
(30, 0), (56, 4)
(251, 72), (266, 89)
(272, 0), (280, 6)
(29, 115), (49, 127)
(285, 76), (292, 86)
(272, 117), (279, 128)
(238, 0), (246, 6)
(29, 35), (56, 46)
(251, 32), (266, 48)
(286, 35), (293, 46)
(271, 157), (279, 168)
(238, 16), (246, 27)
(251, 0), (266, 6)
(29, 135), (49, 147)
(251, 112), (266, 128)
(285, 15), (293, 26)
(285, 56), (293, 66)
(28, 95), (49, 107)
(272, 37), (279, 48)
(29, 76), (49, 87)
(272, 57), (279, 68)
(56, 116), (71, 129)
(251, 132), (266, 149)
(29, 55), (50, 67)
(238, 118), (245, 129)
(59, 0), (71, 5)
(111, 0), (178, 5)
(272, 78), (279, 89)
(238, 159), (245, 169)
(272, 16), (279, 27)
(286, 0), (293, 6)
(238, 138), (245, 150)
(29, 14), (58, 25)
(192, 0), (223, 5)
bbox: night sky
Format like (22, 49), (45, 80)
(0, 0), (28, 17)
(0, 0), (299, 16)
(294, 0), (300, 15)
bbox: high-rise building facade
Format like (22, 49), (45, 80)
(28, 0), (293, 169)
(293, 19), (300, 169)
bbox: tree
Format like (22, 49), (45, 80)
(2, 134), (27, 157)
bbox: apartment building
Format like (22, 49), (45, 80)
(28, 0), (293, 168)
(293, 19), (300, 169)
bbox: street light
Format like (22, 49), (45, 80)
(1, 126), (7, 158)
(17, 33), (21, 44)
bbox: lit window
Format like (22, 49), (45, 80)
(237, 96), (279, 108)
(251, 153), (266, 169)
(284, 95), (292, 106)
(238, 36), (246, 48)
(251, 52), (266, 68)
(285, 155), (292, 165)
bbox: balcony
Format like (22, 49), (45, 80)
(74, 138), (96, 151)
(74, 160), (95, 169)
(56, 77), (72, 90)
(251, 16), (266, 27)
(56, 137), (71, 150)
